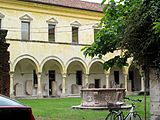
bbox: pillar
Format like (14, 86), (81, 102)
(104, 70), (110, 88)
(62, 73), (66, 94)
(37, 72), (42, 97)
(124, 74), (128, 91)
(141, 77), (144, 91)
(139, 68), (145, 91)
(10, 72), (14, 97)
(105, 73), (110, 88)
(84, 74), (89, 89)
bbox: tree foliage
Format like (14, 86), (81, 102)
(82, 0), (160, 70)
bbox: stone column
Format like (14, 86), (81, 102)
(141, 77), (144, 91)
(124, 74), (128, 91)
(10, 72), (14, 97)
(84, 74), (89, 89)
(62, 73), (66, 94)
(139, 68), (145, 91)
(105, 73), (110, 88)
(37, 72), (42, 97)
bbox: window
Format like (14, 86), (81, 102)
(48, 24), (55, 42)
(72, 27), (78, 43)
(94, 29), (99, 40)
(76, 71), (82, 85)
(21, 22), (30, 40)
(114, 71), (119, 84)
(33, 70), (38, 85)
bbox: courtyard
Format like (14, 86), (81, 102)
(18, 95), (150, 120)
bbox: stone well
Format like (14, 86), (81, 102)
(72, 88), (131, 110)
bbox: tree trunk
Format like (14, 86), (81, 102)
(150, 67), (160, 120)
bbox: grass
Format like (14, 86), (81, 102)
(18, 95), (150, 120)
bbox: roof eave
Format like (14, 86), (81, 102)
(20, 0), (103, 13)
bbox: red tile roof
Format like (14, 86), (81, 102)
(22, 0), (103, 12)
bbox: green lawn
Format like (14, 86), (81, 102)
(18, 95), (150, 120)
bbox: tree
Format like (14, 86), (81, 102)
(82, 0), (160, 70)
(82, 0), (160, 119)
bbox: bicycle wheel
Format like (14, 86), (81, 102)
(130, 113), (141, 120)
(105, 111), (121, 120)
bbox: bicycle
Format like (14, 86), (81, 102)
(105, 97), (142, 120)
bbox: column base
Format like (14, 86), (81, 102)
(60, 93), (67, 98)
(37, 92), (43, 98)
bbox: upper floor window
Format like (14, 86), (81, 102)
(94, 29), (99, 40)
(46, 17), (58, 42)
(19, 14), (33, 40)
(93, 23), (101, 41)
(48, 24), (55, 42)
(21, 21), (30, 40)
(72, 27), (78, 43)
(70, 20), (81, 44)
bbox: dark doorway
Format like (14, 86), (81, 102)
(49, 70), (55, 95)
(95, 79), (100, 88)
(129, 71), (134, 91)
(76, 71), (82, 85)
(114, 71), (119, 84)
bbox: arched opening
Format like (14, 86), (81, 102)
(66, 61), (86, 95)
(89, 62), (105, 88)
(13, 58), (38, 97)
(128, 64), (141, 91)
(109, 67), (124, 88)
(41, 59), (63, 97)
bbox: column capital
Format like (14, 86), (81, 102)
(62, 73), (66, 78)
(9, 71), (14, 74)
(124, 74), (128, 76)
(37, 72), (42, 75)
(84, 74), (89, 77)
(105, 73), (110, 76)
(37, 72), (42, 77)
(10, 71), (14, 77)
(104, 70), (110, 75)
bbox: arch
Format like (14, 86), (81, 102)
(123, 57), (134, 74)
(40, 56), (64, 73)
(12, 54), (39, 72)
(65, 57), (87, 73)
(88, 58), (105, 73)
(128, 64), (141, 91)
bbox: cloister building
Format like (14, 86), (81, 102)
(0, 0), (147, 98)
